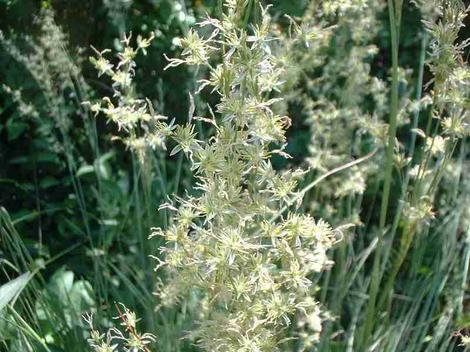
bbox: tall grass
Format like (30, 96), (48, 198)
(0, 9), (188, 351)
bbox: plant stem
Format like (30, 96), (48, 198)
(361, 0), (401, 347)
(381, 33), (427, 291)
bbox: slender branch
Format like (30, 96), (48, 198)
(271, 150), (377, 223)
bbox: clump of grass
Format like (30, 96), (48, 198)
(1, 9), (176, 350)
(269, 0), (469, 350)
(365, 0), (470, 336)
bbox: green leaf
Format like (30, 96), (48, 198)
(76, 164), (94, 177)
(48, 269), (74, 300)
(0, 272), (31, 312)
(6, 120), (28, 141)
(36, 152), (61, 164)
(39, 177), (60, 189)
(35, 268), (95, 328)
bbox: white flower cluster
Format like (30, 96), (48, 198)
(150, 1), (337, 350)
(84, 304), (156, 352)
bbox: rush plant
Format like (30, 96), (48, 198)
(88, 1), (338, 350)
(153, 1), (338, 350)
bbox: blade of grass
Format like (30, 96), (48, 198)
(360, 0), (402, 347)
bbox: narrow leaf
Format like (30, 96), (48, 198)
(0, 272), (31, 312)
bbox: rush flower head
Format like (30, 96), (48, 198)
(151, 2), (337, 350)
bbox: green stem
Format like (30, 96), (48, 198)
(173, 153), (184, 195)
(408, 35), (427, 160)
(270, 150), (376, 223)
(377, 222), (415, 312)
(458, 226), (470, 317)
(241, 0), (254, 29)
(382, 33), (427, 283)
(361, 0), (401, 347)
